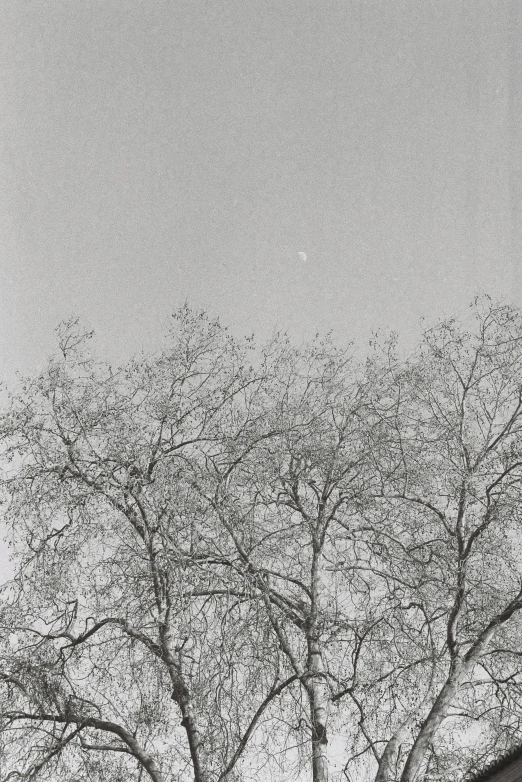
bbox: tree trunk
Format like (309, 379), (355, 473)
(307, 547), (329, 782)
(375, 720), (413, 782)
(179, 695), (209, 782)
(307, 635), (329, 782)
(400, 665), (466, 782)
(163, 636), (209, 782)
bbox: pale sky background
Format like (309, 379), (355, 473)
(1, 0), (521, 581)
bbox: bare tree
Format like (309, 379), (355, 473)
(347, 298), (522, 782)
(0, 309), (293, 782)
(191, 334), (383, 782)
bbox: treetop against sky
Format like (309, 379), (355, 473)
(0, 1), (519, 388)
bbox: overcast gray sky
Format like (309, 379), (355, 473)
(1, 0), (521, 580)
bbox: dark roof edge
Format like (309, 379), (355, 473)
(468, 743), (522, 782)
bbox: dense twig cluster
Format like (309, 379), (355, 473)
(2, 298), (522, 782)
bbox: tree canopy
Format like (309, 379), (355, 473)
(2, 298), (522, 782)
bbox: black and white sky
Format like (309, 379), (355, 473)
(0, 0), (521, 579)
